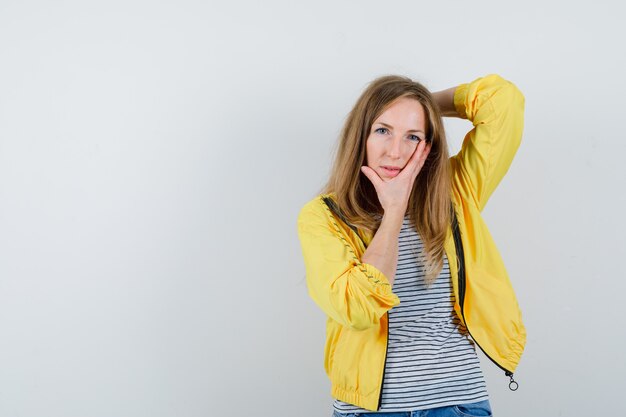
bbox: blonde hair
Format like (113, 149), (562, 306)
(320, 75), (452, 284)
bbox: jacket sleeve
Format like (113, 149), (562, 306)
(450, 74), (525, 211)
(297, 199), (400, 331)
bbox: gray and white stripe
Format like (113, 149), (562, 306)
(333, 215), (488, 413)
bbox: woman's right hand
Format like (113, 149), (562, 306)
(360, 139), (432, 216)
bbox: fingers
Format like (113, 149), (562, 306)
(361, 139), (432, 190)
(360, 165), (383, 189)
(419, 142), (432, 165)
(402, 140), (431, 179)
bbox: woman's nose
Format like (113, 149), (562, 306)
(386, 135), (402, 159)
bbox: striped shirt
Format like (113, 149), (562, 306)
(333, 215), (489, 413)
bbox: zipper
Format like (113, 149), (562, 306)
(451, 208), (519, 391)
(377, 311), (389, 410)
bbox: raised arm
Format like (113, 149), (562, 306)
(436, 74), (525, 211)
(431, 86), (458, 118)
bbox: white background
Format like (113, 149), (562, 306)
(1, 1), (624, 416)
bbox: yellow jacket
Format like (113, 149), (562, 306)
(297, 74), (526, 411)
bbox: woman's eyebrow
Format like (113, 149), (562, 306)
(375, 121), (425, 134)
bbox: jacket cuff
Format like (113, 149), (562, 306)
(360, 262), (399, 299)
(453, 82), (470, 120)
(359, 262), (391, 293)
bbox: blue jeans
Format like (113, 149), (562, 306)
(332, 399), (492, 417)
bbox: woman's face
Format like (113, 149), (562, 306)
(366, 97), (427, 180)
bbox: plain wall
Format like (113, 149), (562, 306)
(1, 1), (625, 416)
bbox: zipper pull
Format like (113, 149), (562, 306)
(505, 371), (519, 391)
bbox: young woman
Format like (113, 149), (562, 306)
(297, 74), (526, 417)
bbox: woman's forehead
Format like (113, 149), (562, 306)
(374, 97), (426, 127)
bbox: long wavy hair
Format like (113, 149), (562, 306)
(320, 75), (452, 284)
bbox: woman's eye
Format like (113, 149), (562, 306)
(375, 127), (389, 134)
(408, 135), (423, 142)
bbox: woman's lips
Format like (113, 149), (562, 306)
(381, 166), (401, 177)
